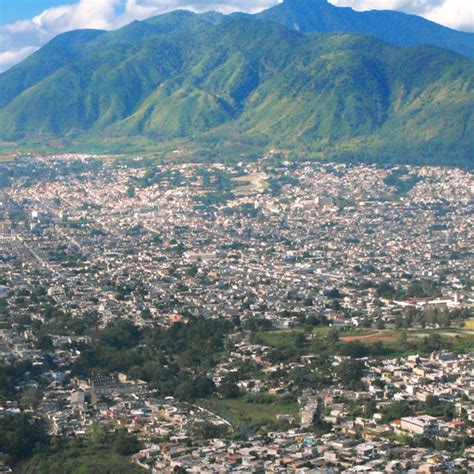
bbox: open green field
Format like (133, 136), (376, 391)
(252, 326), (474, 359)
(198, 396), (299, 435)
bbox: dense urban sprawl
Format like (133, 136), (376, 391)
(0, 155), (473, 472)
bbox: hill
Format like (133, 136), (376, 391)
(257, 0), (474, 59)
(0, 11), (472, 166)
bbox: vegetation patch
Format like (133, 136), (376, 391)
(199, 395), (299, 436)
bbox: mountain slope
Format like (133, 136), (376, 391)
(0, 29), (105, 109)
(256, 0), (474, 59)
(0, 13), (472, 166)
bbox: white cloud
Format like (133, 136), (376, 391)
(116, 0), (279, 25)
(424, 0), (474, 32)
(0, 0), (472, 72)
(329, 0), (474, 31)
(0, 46), (40, 70)
(0, 0), (122, 68)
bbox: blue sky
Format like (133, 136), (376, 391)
(0, 0), (67, 25)
(0, 0), (473, 71)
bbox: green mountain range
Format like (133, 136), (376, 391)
(256, 0), (474, 59)
(0, 1), (473, 166)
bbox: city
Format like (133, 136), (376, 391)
(0, 154), (472, 472)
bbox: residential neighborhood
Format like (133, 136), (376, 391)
(0, 155), (472, 472)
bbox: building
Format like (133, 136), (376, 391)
(400, 415), (438, 436)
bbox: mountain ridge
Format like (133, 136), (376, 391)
(256, 0), (474, 59)
(0, 2), (472, 166)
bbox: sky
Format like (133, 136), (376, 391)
(0, 0), (473, 72)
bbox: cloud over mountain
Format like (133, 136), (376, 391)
(331, 0), (474, 32)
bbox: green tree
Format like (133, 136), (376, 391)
(382, 401), (413, 422)
(190, 421), (229, 440)
(20, 388), (43, 410)
(113, 429), (141, 456)
(375, 319), (386, 330)
(0, 414), (49, 464)
(175, 381), (197, 401)
(336, 360), (366, 387)
(194, 376), (216, 398)
(218, 382), (240, 399)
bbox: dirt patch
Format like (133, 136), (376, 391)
(233, 174), (268, 195)
(341, 334), (398, 343)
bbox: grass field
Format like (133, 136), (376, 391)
(253, 325), (474, 359)
(198, 396), (299, 435)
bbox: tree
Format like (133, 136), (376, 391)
(395, 316), (404, 330)
(336, 360), (366, 387)
(339, 341), (368, 359)
(294, 332), (307, 347)
(327, 329), (340, 344)
(363, 399), (377, 417)
(175, 381), (197, 401)
(422, 333), (443, 352)
(194, 376), (216, 398)
(20, 388), (43, 410)
(87, 423), (108, 445)
(0, 364), (22, 399)
(376, 319), (386, 330)
(246, 317), (273, 331)
(190, 421), (229, 440)
(326, 288), (342, 299)
(174, 467), (188, 474)
(362, 318), (372, 328)
(36, 334), (54, 351)
(382, 401), (413, 422)
(425, 395), (439, 409)
(0, 414), (49, 464)
(376, 281), (396, 298)
(113, 429), (141, 456)
(218, 382), (240, 399)
(402, 312), (414, 329)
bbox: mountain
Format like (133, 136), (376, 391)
(257, 0), (474, 59)
(0, 10), (472, 166)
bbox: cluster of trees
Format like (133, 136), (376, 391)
(381, 397), (457, 424)
(190, 168), (239, 207)
(0, 414), (49, 465)
(131, 168), (183, 188)
(383, 168), (421, 196)
(1, 159), (104, 190)
(288, 366), (331, 390)
(19, 428), (142, 473)
(0, 362), (41, 401)
(223, 202), (260, 218)
(266, 174), (299, 196)
(197, 169), (234, 191)
(190, 421), (230, 440)
(337, 334), (445, 359)
(343, 396), (459, 431)
(376, 279), (441, 301)
(194, 190), (234, 207)
(394, 306), (471, 330)
(72, 317), (234, 402)
(0, 404), (142, 469)
(336, 359), (366, 390)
